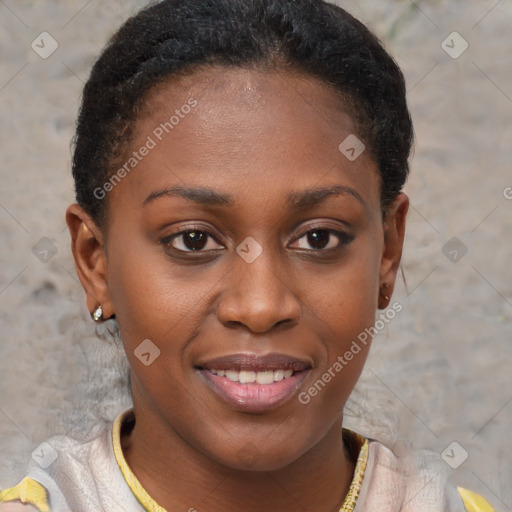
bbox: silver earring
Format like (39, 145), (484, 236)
(92, 305), (103, 322)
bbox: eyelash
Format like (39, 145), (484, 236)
(291, 226), (354, 252)
(160, 225), (354, 256)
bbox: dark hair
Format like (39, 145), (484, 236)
(72, 0), (413, 227)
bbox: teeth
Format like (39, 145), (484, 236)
(239, 370), (256, 383)
(209, 368), (296, 384)
(226, 370), (239, 382)
(256, 371), (274, 385)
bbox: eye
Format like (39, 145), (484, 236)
(161, 229), (224, 253)
(290, 227), (354, 251)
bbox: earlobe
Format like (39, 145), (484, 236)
(65, 204), (114, 321)
(378, 193), (409, 309)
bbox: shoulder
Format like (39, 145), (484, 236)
(458, 487), (496, 512)
(0, 504), (41, 512)
(2, 411), (142, 511)
(1, 421), (113, 512)
(356, 436), (496, 511)
(0, 477), (50, 512)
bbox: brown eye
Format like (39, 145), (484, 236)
(291, 228), (354, 251)
(303, 230), (331, 250)
(163, 230), (223, 253)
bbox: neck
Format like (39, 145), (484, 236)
(121, 403), (356, 512)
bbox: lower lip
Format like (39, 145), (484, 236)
(199, 370), (310, 412)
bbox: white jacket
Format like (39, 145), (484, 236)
(0, 410), (494, 512)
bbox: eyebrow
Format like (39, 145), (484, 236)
(144, 185), (234, 207)
(143, 184), (364, 209)
(287, 185), (364, 209)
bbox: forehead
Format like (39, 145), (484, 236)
(140, 65), (359, 147)
(108, 66), (380, 216)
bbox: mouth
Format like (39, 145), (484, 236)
(208, 368), (296, 384)
(196, 353), (312, 412)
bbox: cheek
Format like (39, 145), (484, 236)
(107, 248), (209, 409)
(304, 234), (381, 396)
(311, 238), (382, 335)
(106, 239), (202, 347)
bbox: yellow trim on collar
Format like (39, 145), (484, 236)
(112, 410), (369, 512)
(0, 477), (51, 512)
(112, 410), (166, 512)
(458, 487), (496, 512)
(339, 430), (369, 512)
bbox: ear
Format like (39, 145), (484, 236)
(378, 193), (409, 309)
(65, 203), (114, 320)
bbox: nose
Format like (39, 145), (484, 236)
(217, 250), (301, 334)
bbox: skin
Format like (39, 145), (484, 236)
(66, 67), (408, 512)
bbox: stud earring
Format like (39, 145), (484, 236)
(380, 284), (390, 302)
(92, 305), (103, 322)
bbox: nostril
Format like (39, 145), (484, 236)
(225, 320), (243, 329)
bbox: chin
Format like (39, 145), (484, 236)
(210, 444), (303, 473)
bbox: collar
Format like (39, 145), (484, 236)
(112, 409), (369, 512)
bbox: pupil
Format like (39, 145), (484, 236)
(308, 230), (329, 249)
(185, 231), (207, 251)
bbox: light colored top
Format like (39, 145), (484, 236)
(0, 409), (496, 512)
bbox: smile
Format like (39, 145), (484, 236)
(209, 368), (294, 384)
(197, 353), (312, 412)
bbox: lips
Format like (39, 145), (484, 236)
(198, 352), (311, 372)
(196, 353), (312, 412)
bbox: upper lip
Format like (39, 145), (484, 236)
(197, 352), (313, 372)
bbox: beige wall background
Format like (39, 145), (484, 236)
(0, 1), (511, 509)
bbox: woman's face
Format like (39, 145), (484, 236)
(70, 66), (407, 471)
